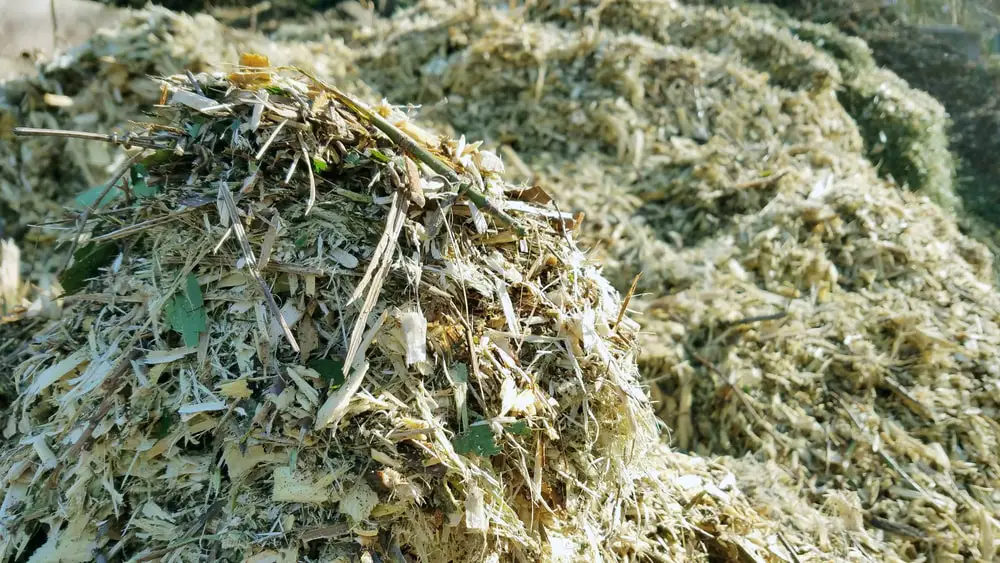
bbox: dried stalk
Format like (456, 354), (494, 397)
(343, 191), (407, 375)
(13, 127), (170, 150)
(218, 182), (300, 353)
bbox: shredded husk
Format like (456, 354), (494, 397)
(287, 0), (998, 559)
(0, 57), (816, 562)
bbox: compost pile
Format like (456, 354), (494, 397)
(684, 0), (959, 213)
(285, 0), (1000, 559)
(0, 3), (357, 434)
(0, 56), (812, 563)
(0, 7), (369, 410)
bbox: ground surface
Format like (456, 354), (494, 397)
(0, 0), (121, 79)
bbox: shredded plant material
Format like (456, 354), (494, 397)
(746, 0), (1000, 273)
(692, 1), (959, 213)
(281, 0), (1000, 559)
(0, 58), (808, 563)
(4, 0), (1000, 561)
(0, 6), (359, 264)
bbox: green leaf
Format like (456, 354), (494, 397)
(154, 412), (175, 439)
(343, 152), (362, 168)
(506, 421), (530, 436)
(130, 163), (157, 199)
(263, 85), (286, 95)
(211, 118), (235, 137)
(454, 425), (500, 457)
(452, 363), (469, 384)
(140, 150), (175, 168)
(59, 242), (118, 294)
(310, 358), (345, 389)
(294, 233), (308, 249)
(184, 120), (203, 139)
(368, 148), (391, 163)
(311, 157), (328, 174)
(74, 184), (122, 210)
(165, 273), (207, 347)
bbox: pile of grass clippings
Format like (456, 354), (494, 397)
(598, 0), (960, 213)
(0, 54), (813, 563)
(746, 0), (1000, 267)
(0, 6), (364, 433)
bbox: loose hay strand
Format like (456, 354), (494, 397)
(219, 179), (299, 353)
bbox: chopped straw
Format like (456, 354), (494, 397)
(0, 58), (673, 562)
(319, 0), (1000, 559)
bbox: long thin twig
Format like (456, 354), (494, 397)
(777, 531), (803, 563)
(732, 170), (788, 190)
(720, 311), (787, 328)
(13, 127), (167, 150)
(866, 515), (926, 540)
(255, 119), (287, 161)
(89, 204), (210, 244)
(612, 273), (641, 332)
(49, 0), (59, 53)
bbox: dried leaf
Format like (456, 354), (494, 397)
(218, 378), (253, 400)
(272, 467), (333, 504)
(465, 483), (488, 531)
(340, 480), (379, 523)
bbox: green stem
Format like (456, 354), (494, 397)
(292, 68), (524, 235)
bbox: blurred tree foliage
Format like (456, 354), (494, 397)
(97, 0), (399, 19)
(708, 0), (1000, 234)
